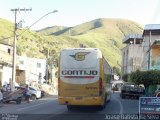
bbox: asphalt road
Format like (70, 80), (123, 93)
(0, 92), (140, 120)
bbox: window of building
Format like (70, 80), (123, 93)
(38, 73), (42, 80)
(8, 48), (11, 54)
(19, 60), (24, 65)
(37, 63), (41, 68)
(126, 49), (128, 64)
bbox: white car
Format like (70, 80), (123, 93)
(156, 107), (160, 112)
(0, 91), (3, 106)
(28, 86), (42, 100)
(155, 87), (160, 97)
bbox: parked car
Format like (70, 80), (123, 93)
(28, 86), (42, 100)
(16, 86), (42, 100)
(2, 89), (23, 104)
(154, 87), (160, 97)
(0, 90), (3, 106)
(112, 83), (123, 91)
(41, 90), (45, 98)
(120, 82), (145, 99)
(112, 80), (124, 91)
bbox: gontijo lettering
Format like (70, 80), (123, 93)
(62, 70), (98, 75)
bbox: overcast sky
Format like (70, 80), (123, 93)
(0, 0), (160, 30)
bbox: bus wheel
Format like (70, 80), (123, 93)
(99, 103), (106, 110)
(67, 105), (73, 111)
(106, 94), (111, 103)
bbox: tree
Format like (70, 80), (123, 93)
(130, 70), (160, 96)
(130, 70), (142, 85)
(113, 66), (121, 77)
(122, 73), (130, 82)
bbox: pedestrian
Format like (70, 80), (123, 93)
(112, 83), (115, 93)
(6, 84), (11, 92)
(25, 85), (31, 103)
(2, 85), (7, 92)
(0, 90), (3, 107)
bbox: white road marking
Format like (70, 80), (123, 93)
(17, 98), (58, 111)
(112, 94), (123, 114)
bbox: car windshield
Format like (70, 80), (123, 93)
(124, 82), (135, 86)
(29, 86), (40, 91)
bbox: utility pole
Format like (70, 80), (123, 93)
(148, 31), (151, 70)
(11, 8), (32, 91)
(10, 9), (57, 91)
(46, 48), (49, 84)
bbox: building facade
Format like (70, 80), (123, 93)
(16, 56), (47, 85)
(122, 34), (144, 74)
(150, 40), (160, 70)
(141, 24), (160, 71)
(0, 42), (47, 87)
(122, 24), (160, 75)
(0, 42), (13, 87)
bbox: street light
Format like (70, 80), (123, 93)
(11, 10), (58, 91)
(27, 10), (58, 29)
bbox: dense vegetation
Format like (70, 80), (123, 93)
(0, 18), (143, 69)
(125, 70), (160, 96)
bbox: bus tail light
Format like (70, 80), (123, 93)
(58, 77), (60, 95)
(58, 77), (60, 87)
(99, 77), (104, 95)
(99, 77), (103, 90)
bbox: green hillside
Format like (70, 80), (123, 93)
(0, 18), (143, 69)
(37, 26), (67, 36)
(38, 18), (143, 67)
(38, 18), (143, 36)
(0, 18), (14, 41)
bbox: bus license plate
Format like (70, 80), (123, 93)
(75, 97), (83, 100)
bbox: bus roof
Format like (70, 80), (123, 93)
(61, 48), (100, 51)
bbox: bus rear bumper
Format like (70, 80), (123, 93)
(58, 96), (103, 106)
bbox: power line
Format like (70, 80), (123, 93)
(0, 10), (58, 43)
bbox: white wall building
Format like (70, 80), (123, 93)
(0, 42), (13, 87)
(0, 65), (12, 86)
(0, 42), (47, 86)
(16, 56), (47, 84)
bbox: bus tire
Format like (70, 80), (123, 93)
(99, 103), (106, 110)
(67, 105), (73, 111)
(99, 99), (106, 110)
(106, 94), (111, 103)
(107, 99), (110, 103)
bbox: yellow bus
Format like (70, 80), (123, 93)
(58, 48), (112, 110)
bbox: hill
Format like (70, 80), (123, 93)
(37, 26), (67, 36)
(0, 18), (14, 42)
(37, 18), (143, 67)
(0, 18), (143, 69)
(38, 18), (143, 36)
